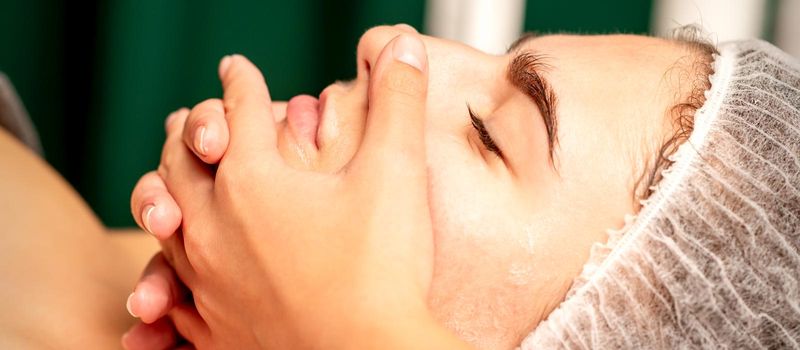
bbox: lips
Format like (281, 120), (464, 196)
(286, 94), (321, 148)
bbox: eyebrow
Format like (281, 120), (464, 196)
(506, 34), (559, 164)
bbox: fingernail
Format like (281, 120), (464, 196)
(219, 55), (233, 78)
(142, 204), (156, 235)
(126, 292), (138, 318)
(392, 34), (426, 72)
(195, 125), (208, 156)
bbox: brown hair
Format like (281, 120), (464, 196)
(634, 26), (718, 204)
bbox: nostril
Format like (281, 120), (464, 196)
(356, 25), (407, 80)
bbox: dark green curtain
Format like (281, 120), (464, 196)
(1, 0), (651, 227)
(525, 1), (651, 34)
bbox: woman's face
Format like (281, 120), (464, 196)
(269, 25), (695, 349)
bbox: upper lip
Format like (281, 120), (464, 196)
(315, 84), (336, 148)
(318, 84), (335, 112)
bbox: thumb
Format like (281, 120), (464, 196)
(351, 33), (429, 181)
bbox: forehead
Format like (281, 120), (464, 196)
(509, 34), (689, 99)
(512, 34), (679, 63)
(510, 33), (689, 187)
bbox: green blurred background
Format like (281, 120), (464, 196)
(0, 0), (652, 227)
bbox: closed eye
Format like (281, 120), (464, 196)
(467, 104), (504, 159)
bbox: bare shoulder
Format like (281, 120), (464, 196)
(0, 129), (155, 349)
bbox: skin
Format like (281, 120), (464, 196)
(0, 25), (703, 350)
(130, 26), (701, 349)
(142, 35), (453, 349)
(0, 127), (159, 349)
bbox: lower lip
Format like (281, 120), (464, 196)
(286, 94), (320, 147)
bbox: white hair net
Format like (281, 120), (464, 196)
(520, 40), (800, 349)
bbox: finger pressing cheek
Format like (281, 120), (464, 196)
(130, 171), (182, 239)
(183, 99), (230, 164)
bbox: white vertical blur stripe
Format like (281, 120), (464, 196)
(774, 0), (800, 59)
(651, 0), (767, 43)
(424, 0), (525, 55)
(424, 0), (460, 45)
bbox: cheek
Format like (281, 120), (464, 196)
(425, 151), (559, 345)
(426, 141), (537, 274)
(427, 164), (539, 290)
(426, 138), (537, 285)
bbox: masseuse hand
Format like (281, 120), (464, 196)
(128, 34), (467, 349)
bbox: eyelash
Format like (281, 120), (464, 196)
(467, 104), (504, 159)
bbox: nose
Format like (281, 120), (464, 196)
(354, 24), (501, 132)
(356, 24), (496, 85)
(355, 24), (423, 80)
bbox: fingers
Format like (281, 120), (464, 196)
(183, 99), (230, 164)
(181, 99), (287, 165)
(160, 230), (197, 290)
(158, 108), (214, 216)
(169, 302), (210, 347)
(131, 171), (182, 239)
(121, 318), (178, 350)
(127, 252), (189, 324)
(352, 33), (428, 180)
(158, 109), (209, 288)
(218, 55), (278, 162)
